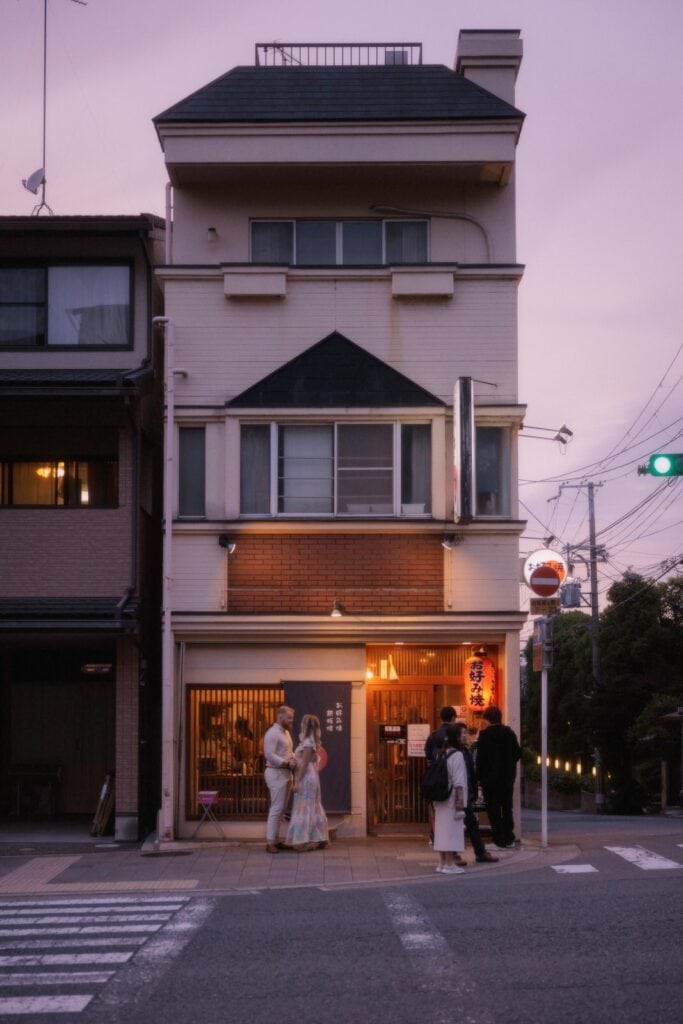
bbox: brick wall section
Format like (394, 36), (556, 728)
(228, 534), (443, 614)
(0, 428), (133, 597)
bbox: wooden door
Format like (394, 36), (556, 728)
(366, 684), (433, 828)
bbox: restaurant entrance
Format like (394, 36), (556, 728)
(365, 643), (497, 831)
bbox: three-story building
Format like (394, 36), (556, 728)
(153, 32), (527, 840)
(0, 214), (165, 841)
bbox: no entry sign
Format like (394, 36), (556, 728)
(529, 564), (561, 597)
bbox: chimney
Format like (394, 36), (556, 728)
(455, 30), (522, 106)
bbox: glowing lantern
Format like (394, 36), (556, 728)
(464, 655), (496, 710)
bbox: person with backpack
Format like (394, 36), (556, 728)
(431, 724), (467, 874)
(423, 707), (466, 863)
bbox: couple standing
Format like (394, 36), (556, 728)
(263, 705), (328, 853)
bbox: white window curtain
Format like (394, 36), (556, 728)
(48, 266), (129, 346)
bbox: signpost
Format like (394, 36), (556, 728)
(533, 617), (553, 849)
(529, 565), (561, 597)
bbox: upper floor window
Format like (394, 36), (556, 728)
(178, 427), (206, 518)
(0, 264), (131, 348)
(240, 422), (431, 517)
(1, 459), (117, 507)
(476, 426), (511, 517)
(250, 220), (428, 267)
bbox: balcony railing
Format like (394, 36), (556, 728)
(255, 42), (422, 67)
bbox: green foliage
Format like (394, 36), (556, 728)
(522, 572), (683, 811)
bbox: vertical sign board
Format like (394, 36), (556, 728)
(283, 681), (351, 813)
(454, 376), (475, 522)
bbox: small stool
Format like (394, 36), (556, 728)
(191, 790), (223, 839)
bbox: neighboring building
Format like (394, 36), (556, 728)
(0, 215), (165, 841)
(153, 33), (527, 840)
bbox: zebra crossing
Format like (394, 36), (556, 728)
(0, 894), (210, 1016)
(552, 842), (683, 875)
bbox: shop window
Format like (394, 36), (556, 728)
(240, 421), (431, 517)
(187, 685), (283, 820)
(0, 264), (131, 347)
(476, 426), (511, 517)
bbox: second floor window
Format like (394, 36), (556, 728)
(178, 427), (206, 518)
(1, 459), (117, 507)
(476, 426), (511, 517)
(0, 264), (131, 348)
(241, 422), (431, 517)
(250, 220), (428, 266)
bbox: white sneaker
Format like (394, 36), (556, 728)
(492, 844), (510, 851)
(435, 865), (445, 873)
(442, 865), (465, 874)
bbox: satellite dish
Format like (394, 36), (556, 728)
(22, 168), (45, 194)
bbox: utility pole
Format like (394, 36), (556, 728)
(556, 481), (606, 812)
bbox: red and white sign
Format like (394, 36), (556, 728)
(529, 565), (561, 597)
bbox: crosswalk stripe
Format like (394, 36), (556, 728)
(0, 905), (183, 917)
(0, 953), (133, 966)
(0, 897), (189, 909)
(0, 970), (114, 986)
(552, 864), (598, 874)
(605, 846), (681, 870)
(0, 917), (174, 933)
(0, 994), (93, 1015)
(0, 937), (146, 951)
(0, 925), (162, 936)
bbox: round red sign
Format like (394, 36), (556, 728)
(529, 564), (561, 597)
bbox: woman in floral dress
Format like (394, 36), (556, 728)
(286, 714), (329, 852)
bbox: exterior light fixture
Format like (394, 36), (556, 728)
(207, 227), (218, 242)
(441, 534), (456, 550)
(218, 534), (237, 554)
(331, 600), (343, 618)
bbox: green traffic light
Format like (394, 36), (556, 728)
(647, 453), (683, 476)
(653, 455), (673, 474)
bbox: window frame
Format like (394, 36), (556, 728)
(249, 219), (430, 267)
(0, 260), (134, 350)
(474, 423), (512, 519)
(240, 419), (432, 519)
(0, 457), (119, 508)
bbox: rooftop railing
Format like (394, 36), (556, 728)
(255, 42), (422, 67)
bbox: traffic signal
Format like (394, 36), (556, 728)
(639, 453), (683, 477)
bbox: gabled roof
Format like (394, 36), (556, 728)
(155, 64), (523, 124)
(227, 332), (445, 408)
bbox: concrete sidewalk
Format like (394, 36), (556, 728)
(0, 833), (561, 897)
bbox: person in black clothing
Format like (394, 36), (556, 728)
(475, 705), (522, 850)
(453, 722), (499, 864)
(424, 706), (456, 765)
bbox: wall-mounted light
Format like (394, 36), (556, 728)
(330, 600), (343, 618)
(207, 227), (218, 242)
(442, 534), (462, 550)
(218, 534), (237, 554)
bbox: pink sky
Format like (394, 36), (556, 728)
(3, 0), (682, 619)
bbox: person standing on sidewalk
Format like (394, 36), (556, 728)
(453, 722), (498, 864)
(433, 725), (467, 875)
(424, 707), (467, 864)
(263, 705), (297, 853)
(475, 706), (521, 850)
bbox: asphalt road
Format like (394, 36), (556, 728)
(1, 814), (681, 1024)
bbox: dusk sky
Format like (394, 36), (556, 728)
(3, 0), (682, 620)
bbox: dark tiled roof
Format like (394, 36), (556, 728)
(227, 331), (445, 408)
(0, 214), (165, 235)
(0, 367), (153, 395)
(155, 64), (523, 124)
(0, 597), (139, 630)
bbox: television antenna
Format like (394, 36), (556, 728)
(21, 0), (87, 215)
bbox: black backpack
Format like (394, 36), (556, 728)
(420, 749), (455, 803)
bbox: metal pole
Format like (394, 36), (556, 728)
(588, 482), (605, 812)
(541, 651), (548, 849)
(155, 317), (176, 842)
